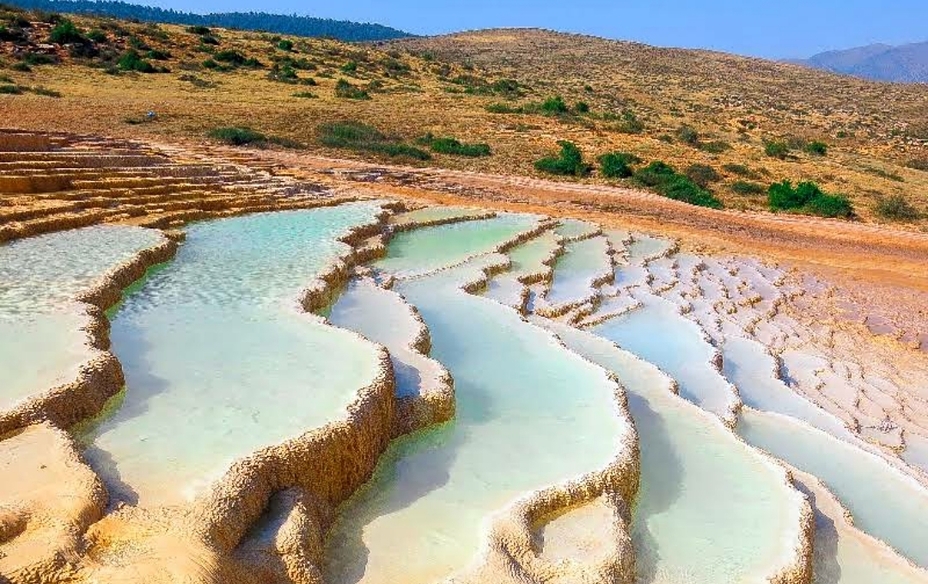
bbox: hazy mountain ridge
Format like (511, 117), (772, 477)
(2, 0), (413, 42)
(794, 41), (928, 83)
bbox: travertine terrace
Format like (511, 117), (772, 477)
(2, 129), (928, 584)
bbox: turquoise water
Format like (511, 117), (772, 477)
(542, 320), (803, 584)
(544, 236), (611, 309)
(324, 254), (626, 584)
(723, 336), (851, 439)
(626, 235), (673, 264)
(329, 278), (443, 399)
(80, 204), (386, 506)
(739, 409), (928, 568)
(594, 294), (739, 422)
(0, 225), (166, 410)
(796, 475), (928, 584)
(483, 229), (561, 307)
(554, 218), (599, 240)
(390, 206), (491, 227)
(375, 215), (539, 278)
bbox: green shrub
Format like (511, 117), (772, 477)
(767, 180), (853, 218)
(805, 141), (828, 156)
(684, 164), (721, 187)
(209, 126), (265, 145)
(146, 49), (170, 60)
(730, 180), (765, 195)
(540, 96), (569, 116)
(574, 101), (590, 114)
(318, 121), (430, 160)
(48, 18), (85, 44)
(425, 136), (491, 157)
(117, 49), (155, 73)
(598, 151), (641, 179)
(633, 161), (723, 209)
(875, 195), (921, 221)
(199, 34), (219, 45)
(214, 50), (247, 65)
(804, 192), (853, 218)
(186, 25), (211, 35)
(535, 140), (591, 177)
(277, 39), (293, 51)
(86, 28), (107, 43)
(11, 61), (31, 72)
(335, 78), (370, 99)
(340, 60), (358, 74)
(764, 140), (791, 159)
(722, 163), (761, 179)
(0, 83), (23, 94)
(202, 58), (219, 69)
(22, 52), (58, 66)
(293, 91), (317, 98)
(486, 102), (522, 114)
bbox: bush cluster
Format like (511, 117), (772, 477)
(318, 121), (430, 160)
(634, 161), (723, 209)
(419, 134), (491, 157)
(764, 140), (791, 159)
(335, 78), (370, 99)
(874, 195), (921, 221)
(767, 180), (853, 218)
(208, 126), (300, 148)
(598, 151), (640, 178)
(534, 141), (591, 177)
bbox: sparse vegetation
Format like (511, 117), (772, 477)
(335, 78), (370, 99)
(418, 134), (491, 157)
(318, 121), (430, 160)
(906, 159), (928, 172)
(634, 161), (724, 209)
(540, 95), (569, 115)
(47, 18), (85, 44)
(684, 164), (721, 187)
(764, 140), (791, 159)
(875, 195), (921, 221)
(730, 180), (765, 195)
(767, 180), (853, 218)
(117, 49), (156, 73)
(207, 126), (299, 148)
(534, 140), (591, 177)
(804, 141), (828, 156)
(723, 163), (762, 180)
(677, 125), (700, 147)
(598, 151), (641, 179)
(0, 83), (23, 94)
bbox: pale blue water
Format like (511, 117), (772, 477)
(325, 254), (625, 584)
(542, 320), (802, 584)
(0, 225), (166, 410)
(594, 294), (739, 421)
(375, 214), (540, 278)
(723, 336), (851, 439)
(81, 204), (386, 506)
(739, 409), (928, 568)
(554, 218), (600, 240)
(544, 235), (611, 308)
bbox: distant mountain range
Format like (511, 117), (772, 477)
(790, 41), (928, 83)
(3, 0), (413, 42)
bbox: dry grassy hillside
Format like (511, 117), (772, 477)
(2, 7), (928, 225)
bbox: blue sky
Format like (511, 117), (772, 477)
(152, 0), (928, 58)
